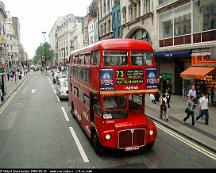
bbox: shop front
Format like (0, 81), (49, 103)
(155, 50), (191, 95)
(180, 66), (216, 105)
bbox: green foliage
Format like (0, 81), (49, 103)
(32, 42), (54, 65)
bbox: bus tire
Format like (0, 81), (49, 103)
(91, 130), (104, 155)
(71, 104), (75, 118)
(145, 141), (155, 150)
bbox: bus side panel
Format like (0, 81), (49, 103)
(90, 67), (100, 91)
(80, 105), (91, 139)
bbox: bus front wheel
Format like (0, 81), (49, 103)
(91, 130), (104, 155)
(145, 141), (155, 150)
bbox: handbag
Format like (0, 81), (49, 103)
(185, 108), (188, 113)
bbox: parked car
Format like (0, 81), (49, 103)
(53, 71), (67, 84)
(56, 77), (68, 100)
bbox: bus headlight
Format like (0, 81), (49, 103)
(149, 129), (154, 136)
(105, 134), (111, 140)
(103, 113), (112, 119)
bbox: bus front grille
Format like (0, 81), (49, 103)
(118, 128), (145, 149)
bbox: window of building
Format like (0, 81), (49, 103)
(159, 10), (174, 39)
(104, 0), (106, 15)
(193, 0), (216, 33)
(174, 3), (191, 36)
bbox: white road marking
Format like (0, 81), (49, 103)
(156, 122), (216, 161)
(69, 127), (89, 163)
(0, 90), (17, 114)
(31, 89), (36, 93)
(61, 107), (69, 122)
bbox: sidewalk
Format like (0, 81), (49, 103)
(1, 72), (31, 106)
(145, 94), (216, 153)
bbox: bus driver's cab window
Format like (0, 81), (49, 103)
(93, 96), (100, 115)
(129, 94), (143, 110)
(104, 96), (117, 109)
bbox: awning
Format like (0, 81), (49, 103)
(180, 66), (216, 79)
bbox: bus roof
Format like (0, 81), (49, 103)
(69, 38), (154, 55)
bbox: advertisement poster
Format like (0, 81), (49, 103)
(100, 69), (114, 90)
(146, 68), (158, 88)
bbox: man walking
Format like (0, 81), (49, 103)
(183, 96), (196, 126)
(196, 93), (209, 125)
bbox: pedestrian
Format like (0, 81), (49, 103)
(183, 96), (196, 126)
(210, 86), (214, 105)
(196, 93), (209, 125)
(165, 90), (170, 108)
(10, 70), (14, 81)
(187, 85), (196, 99)
(187, 85), (197, 107)
(150, 94), (156, 104)
(0, 85), (4, 103)
(7, 69), (10, 81)
(159, 93), (168, 122)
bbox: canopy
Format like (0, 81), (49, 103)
(180, 66), (215, 79)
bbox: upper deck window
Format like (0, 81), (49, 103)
(85, 53), (90, 65)
(104, 51), (128, 66)
(92, 51), (100, 66)
(131, 52), (153, 66)
(80, 54), (85, 64)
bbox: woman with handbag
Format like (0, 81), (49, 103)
(183, 96), (195, 126)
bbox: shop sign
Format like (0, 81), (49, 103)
(162, 73), (172, 79)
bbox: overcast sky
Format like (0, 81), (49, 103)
(3, 0), (92, 59)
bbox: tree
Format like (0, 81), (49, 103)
(33, 42), (54, 66)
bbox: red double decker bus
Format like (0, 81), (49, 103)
(68, 38), (158, 154)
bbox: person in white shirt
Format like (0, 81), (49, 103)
(196, 93), (209, 125)
(160, 93), (168, 122)
(187, 85), (197, 104)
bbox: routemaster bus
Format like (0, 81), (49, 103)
(68, 38), (158, 154)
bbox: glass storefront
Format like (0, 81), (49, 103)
(159, 0), (216, 47)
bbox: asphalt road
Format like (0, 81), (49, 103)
(0, 72), (215, 169)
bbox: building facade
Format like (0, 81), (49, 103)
(155, 0), (216, 95)
(112, 0), (121, 38)
(88, 17), (99, 44)
(5, 11), (22, 69)
(98, 0), (114, 40)
(0, 1), (7, 69)
(49, 15), (83, 65)
(120, 0), (156, 46)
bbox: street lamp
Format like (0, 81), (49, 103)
(42, 31), (46, 68)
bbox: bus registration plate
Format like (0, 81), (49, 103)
(125, 146), (139, 151)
